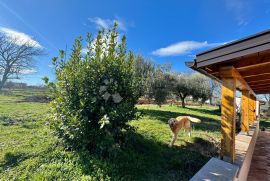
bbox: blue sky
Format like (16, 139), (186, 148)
(1, 0), (270, 85)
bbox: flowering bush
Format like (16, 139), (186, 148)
(47, 24), (140, 152)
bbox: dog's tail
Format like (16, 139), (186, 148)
(187, 116), (201, 123)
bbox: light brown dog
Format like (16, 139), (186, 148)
(168, 116), (201, 147)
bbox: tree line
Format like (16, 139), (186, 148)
(134, 56), (220, 107)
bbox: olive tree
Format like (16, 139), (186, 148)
(134, 55), (155, 97)
(191, 73), (212, 105)
(209, 79), (220, 105)
(173, 73), (192, 108)
(151, 72), (174, 106)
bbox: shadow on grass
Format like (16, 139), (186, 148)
(178, 137), (220, 158)
(76, 131), (212, 181)
(260, 118), (270, 130)
(140, 108), (220, 132)
(185, 107), (221, 117)
(17, 95), (52, 103)
(0, 116), (22, 126)
(0, 152), (29, 170)
(0, 115), (40, 129)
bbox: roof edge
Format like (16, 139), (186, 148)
(197, 29), (270, 56)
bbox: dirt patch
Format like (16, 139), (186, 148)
(184, 135), (220, 157)
(21, 95), (53, 103)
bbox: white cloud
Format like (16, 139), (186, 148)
(152, 41), (225, 57)
(48, 64), (54, 68)
(225, 0), (250, 26)
(88, 17), (127, 31)
(19, 68), (37, 75)
(0, 27), (42, 48)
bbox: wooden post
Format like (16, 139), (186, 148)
(252, 95), (256, 124)
(219, 66), (256, 163)
(241, 90), (249, 134)
(249, 94), (254, 124)
(220, 77), (236, 163)
(254, 96), (257, 121)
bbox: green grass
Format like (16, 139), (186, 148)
(0, 89), (221, 181)
(260, 117), (270, 130)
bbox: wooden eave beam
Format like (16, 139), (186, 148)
(206, 53), (270, 73)
(250, 84), (270, 89)
(237, 61), (270, 71)
(255, 91), (270, 94)
(232, 52), (270, 70)
(219, 66), (256, 96)
(210, 60), (270, 78)
(252, 85), (270, 89)
(253, 90), (270, 95)
(249, 80), (270, 86)
(241, 64), (270, 78)
(245, 73), (270, 82)
(253, 88), (270, 92)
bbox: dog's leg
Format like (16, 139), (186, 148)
(187, 127), (191, 137)
(169, 132), (178, 147)
(186, 120), (191, 137)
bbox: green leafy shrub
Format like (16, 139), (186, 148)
(47, 24), (140, 153)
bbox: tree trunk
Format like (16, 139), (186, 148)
(0, 81), (3, 90)
(209, 97), (213, 105)
(180, 95), (186, 108)
(181, 100), (185, 108)
(0, 71), (8, 91)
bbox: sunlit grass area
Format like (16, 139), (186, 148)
(132, 104), (220, 149)
(0, 89), (221, 180)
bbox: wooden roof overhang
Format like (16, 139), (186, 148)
(186, 29), (270, 95)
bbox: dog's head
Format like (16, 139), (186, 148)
(168, 118), (177, 129)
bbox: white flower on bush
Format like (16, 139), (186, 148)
(99, 114), (110, 129)
(104, 79), (109, 85)
(92, 97), (97, 102)
(99, 85), (107, 93)
(103, 78), (115, 85)
(101, 78), (122, 103)
(112, 92), (122, 103)
(102, 92), (111, 101)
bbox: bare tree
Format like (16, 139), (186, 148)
(264, 94), (270, 104)
(0, 33), (43, 90)
(263, 94), (270, 116)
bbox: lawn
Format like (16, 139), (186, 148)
(0, 89), (221, 181)
(260, 117), (270, 130)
